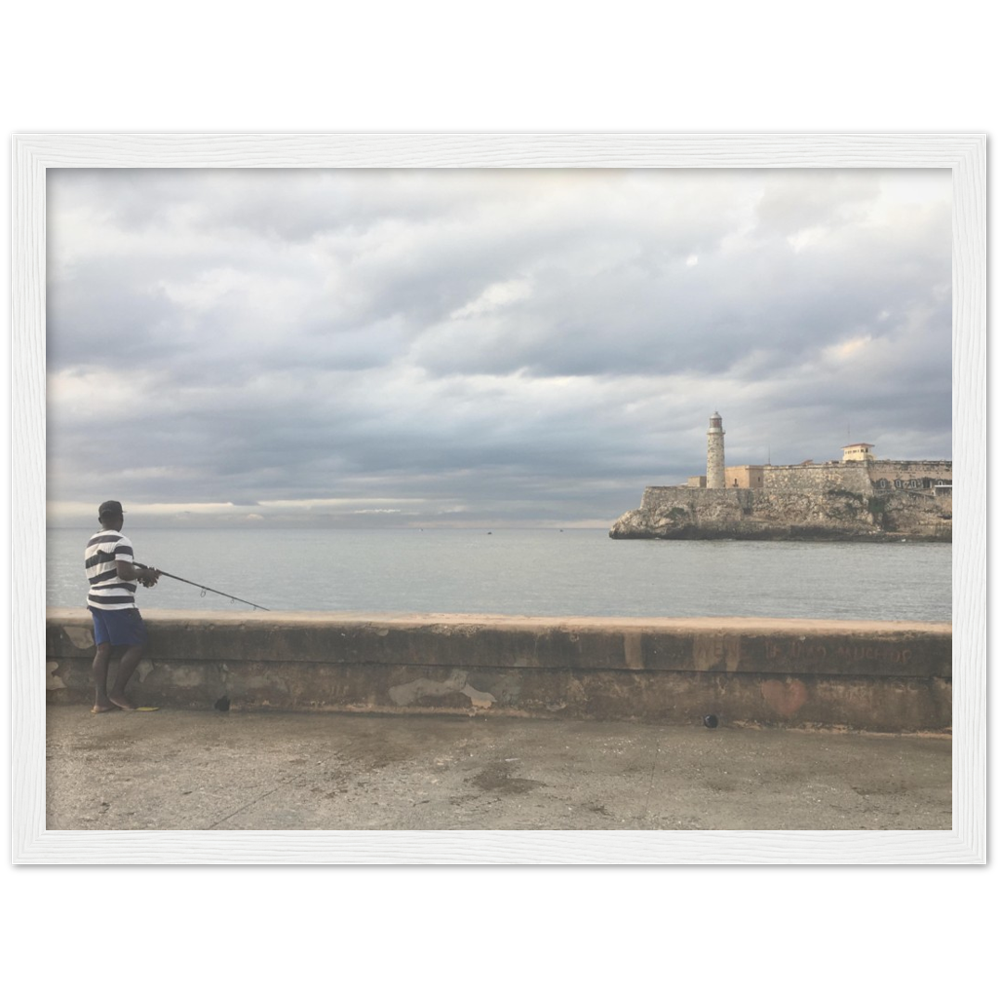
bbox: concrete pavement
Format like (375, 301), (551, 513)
(46, 706), (951, 831)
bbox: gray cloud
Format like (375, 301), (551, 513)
(45, 168), (952, 527)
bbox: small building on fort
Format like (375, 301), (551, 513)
(842, 443), (876, 463)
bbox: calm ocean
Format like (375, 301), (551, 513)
(48, 527), (952, 622)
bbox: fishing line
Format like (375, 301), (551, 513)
(135, 562), (269, 611)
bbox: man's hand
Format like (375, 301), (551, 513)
(116, 560), (161, 587)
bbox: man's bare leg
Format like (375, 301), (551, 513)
(108, 642), (146, 710)
(91, 643), (117, 713)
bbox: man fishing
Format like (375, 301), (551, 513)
(84, 501), (161, 713)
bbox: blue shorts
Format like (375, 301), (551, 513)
(90, 607), (148, 648)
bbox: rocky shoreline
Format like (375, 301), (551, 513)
(610, 486), (952, 543)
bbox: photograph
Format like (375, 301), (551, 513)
(14, 133), (985, 864)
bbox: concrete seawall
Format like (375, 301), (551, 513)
(46, 610), (952, 731)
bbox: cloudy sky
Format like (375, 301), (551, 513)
(45, 168), (952, 529)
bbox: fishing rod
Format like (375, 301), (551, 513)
(135, 562), (269, 611)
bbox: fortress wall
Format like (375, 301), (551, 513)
(45, 610), (952, 730)
(646, 462), (950, 503)
(761, 464), (873, 493)
(869, 460), (952, 484)
(641, 485), (701, 508)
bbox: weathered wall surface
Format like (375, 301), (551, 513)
(869, 460), (952, 484)
(760, 464), (873, 493)
(46, 610), (952, 730)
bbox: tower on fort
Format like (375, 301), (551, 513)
(706, 411), (725, 488)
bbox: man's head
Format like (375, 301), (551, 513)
(98, 500), (124, 530)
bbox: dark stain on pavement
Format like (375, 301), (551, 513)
(470, 761), (545, 794)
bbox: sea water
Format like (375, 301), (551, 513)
(47, 527), (952, 622)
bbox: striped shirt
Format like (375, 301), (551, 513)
(85, 530), (139, 610)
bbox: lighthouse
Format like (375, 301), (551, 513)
(706, 411), (725, 488)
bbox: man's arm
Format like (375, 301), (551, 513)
(116, 561), (161, 587)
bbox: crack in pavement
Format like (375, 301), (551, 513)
(205, 755), (339, 830)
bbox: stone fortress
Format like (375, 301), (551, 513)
(610, 413), (952, 541)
